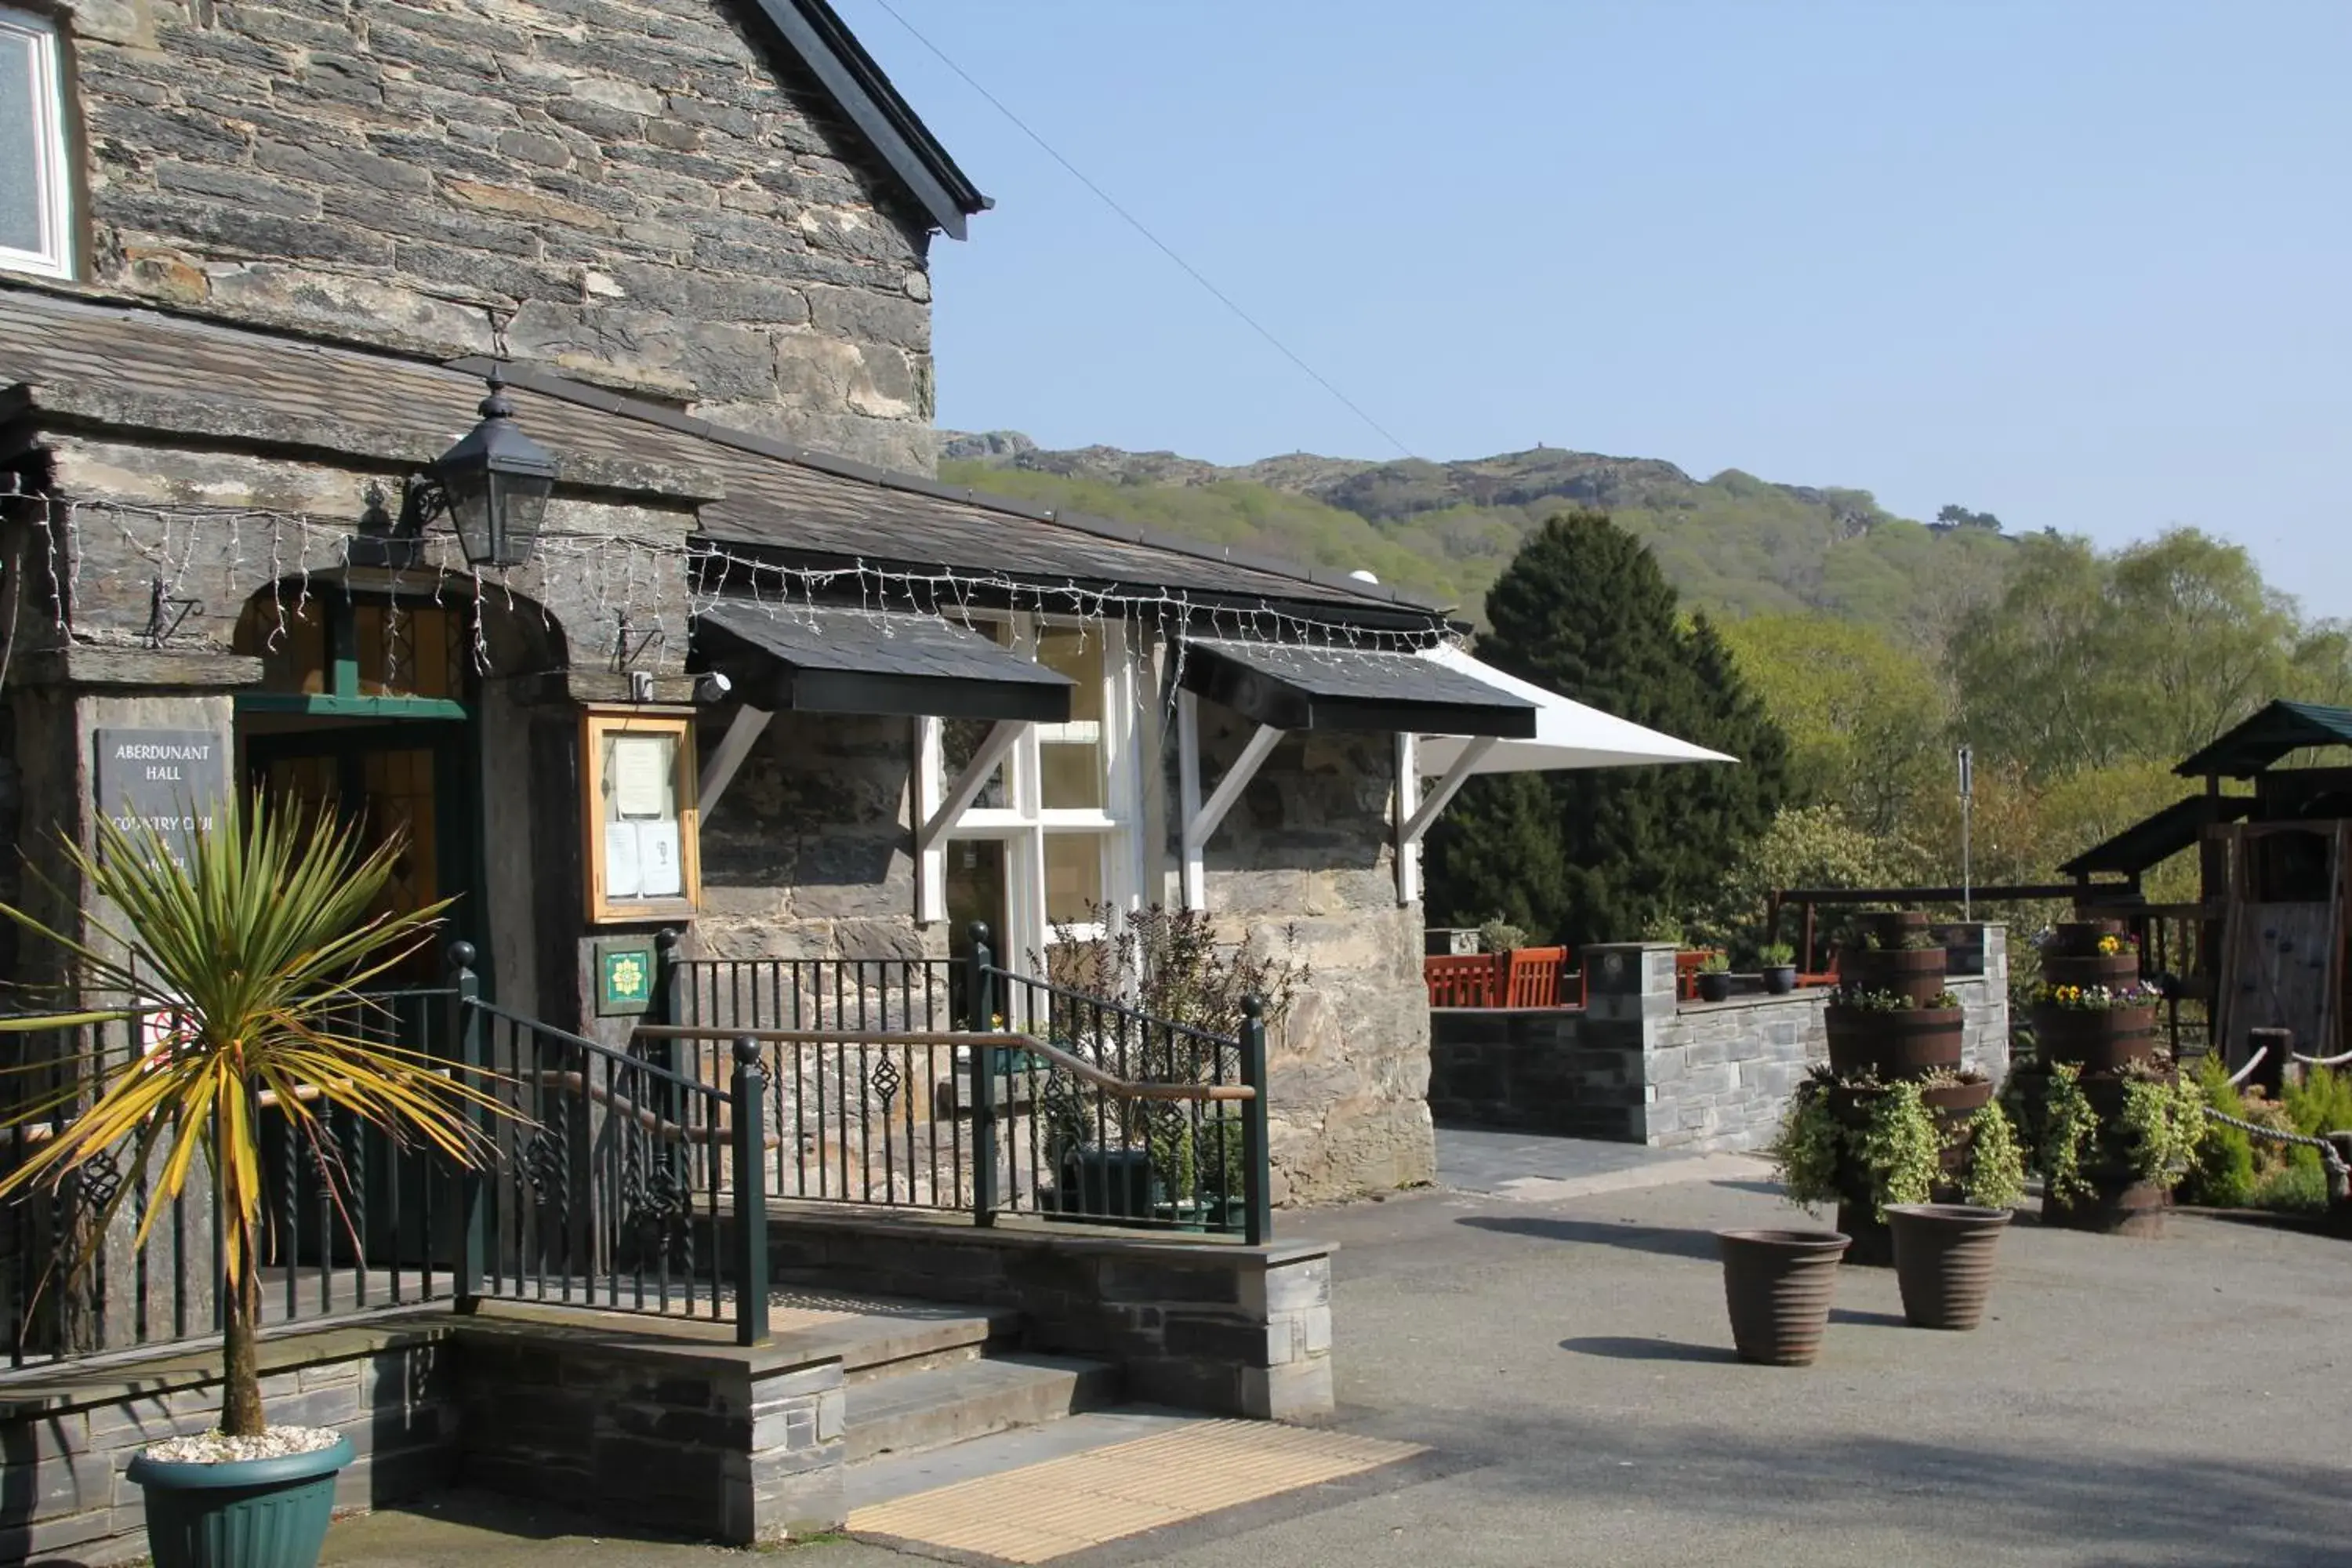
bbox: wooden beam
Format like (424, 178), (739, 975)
(1179, 691), (1284, 910)
(1394, 732), (1421, 906)
(918, 719), (1023, 852)
(1401, 735), (1497, 848)
(696, 706), (773, 818)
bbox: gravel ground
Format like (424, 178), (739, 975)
(325, 1164), (2352, 1568)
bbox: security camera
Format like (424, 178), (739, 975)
(695, 671), (733, 704)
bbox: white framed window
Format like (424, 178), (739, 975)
(0, 8), (71, 280)
(933, 616), (1147, 971)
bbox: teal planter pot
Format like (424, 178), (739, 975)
(129, 1433), (354, 1568)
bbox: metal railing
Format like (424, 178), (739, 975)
(456, 947), (768, 1347)
(651, 925), (1272, 1244)
(2, 989), (461, 1370)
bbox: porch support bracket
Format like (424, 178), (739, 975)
(1178, 688), (1284, 912)
(1396, 735), (1495, 907)
(697, 705), (775, 820)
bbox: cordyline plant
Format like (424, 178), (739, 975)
(0, 798), (506, 1439)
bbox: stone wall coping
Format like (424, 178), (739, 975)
(1675, 974), (1994, 1018)
(766, 1203), (1335, 1269)
(0, 1301), (853, 1419)
(0, 1312), (453, 1418)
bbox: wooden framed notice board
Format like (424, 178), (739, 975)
(581, 707), (701, 924)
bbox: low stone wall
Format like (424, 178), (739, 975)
(0, 1321), (457, 1567)
(0, 1309), (843, 1566)
(1430, 927), (2012, 1154)
(763, 1209), (1334, 1421)
(456, 1316), (842, 1544)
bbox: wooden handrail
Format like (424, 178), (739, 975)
(521, 1069), (782, 1151)
(633, 1024), (1257, 1105)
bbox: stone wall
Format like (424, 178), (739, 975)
(0, 1323), (457, 1566)
(764, 1213), (1335, 1421)
(1184, 702), (1433, 1204)
(63, 0), (940, 472)
(693, 706), (930, 963)
(456, 1319), (842, 1544)
(1429, 927), (2013, 1154)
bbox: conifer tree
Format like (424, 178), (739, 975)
(1428, 510), (1790, 948)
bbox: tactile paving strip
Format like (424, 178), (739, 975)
(847, 1419), (1426, 1563)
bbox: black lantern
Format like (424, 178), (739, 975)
(397, 367), (558, 568)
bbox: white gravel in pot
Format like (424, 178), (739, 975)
(140, 1426), (343, 1465)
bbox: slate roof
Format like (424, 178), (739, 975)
(2173, 701), (2352, 779)
(746, 0), (990, 239)
(695, 601), (1072, 721)
(0, 283), (1443, 623)
(1178, 637), (1537, 737)
(2055, 794), (2255, 878)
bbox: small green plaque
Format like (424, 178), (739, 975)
(595, 938), (657, 1016)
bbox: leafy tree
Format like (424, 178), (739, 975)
(1715, 613), (1950, 834)
(1936, 504), (2002, 531)
(1428, 510), (1791, 947)
(1688, 804), (1928, 961)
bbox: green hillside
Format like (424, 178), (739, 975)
(938, 434), (2018, 637)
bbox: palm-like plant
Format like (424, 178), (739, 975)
(0, 797), (503, 1438)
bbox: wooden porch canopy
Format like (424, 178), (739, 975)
(1173, 637), (1539, 910)
(689, 601), (1073, 825)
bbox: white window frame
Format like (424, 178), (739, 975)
(0, 9), (71, 281)
(922, 615), (1146, 971)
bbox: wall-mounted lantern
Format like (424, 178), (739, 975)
(397, 367), (559, 568)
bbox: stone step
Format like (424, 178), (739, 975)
(845, 1352), (1120, 1463)
(764, 1294), (1023, 1384)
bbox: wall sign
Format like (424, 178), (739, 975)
(94, 729), (227, 869)
(593, 937), (657, 1017)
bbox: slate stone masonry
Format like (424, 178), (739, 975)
(1430, 927), (2012, 1153)
(63, 0), (940, 472)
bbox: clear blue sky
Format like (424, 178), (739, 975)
(838, 1), (2352, 615)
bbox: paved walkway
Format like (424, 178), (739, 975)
(323, 1136), (2352, 1567)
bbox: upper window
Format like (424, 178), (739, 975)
(0, 8), (69, 280)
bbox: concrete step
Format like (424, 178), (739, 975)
(845, 1352), (1120, 1463)
(845, 1406), (1199, 1512)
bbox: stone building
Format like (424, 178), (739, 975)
(0, 0), (1709, 1214)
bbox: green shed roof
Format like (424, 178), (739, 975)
(2174, 701), (2352, 779)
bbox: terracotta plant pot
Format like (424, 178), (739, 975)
(1824, 1006), (1965, 1077)
(1718, 1229), (1849, 1364)
(2034, 1005), (2158, 1073)
(1886, 1204), (2009, 1330)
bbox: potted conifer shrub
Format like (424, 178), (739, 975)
(0, 802), (504, 1568)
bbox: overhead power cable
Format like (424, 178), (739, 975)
(863, 0), (1417, 460)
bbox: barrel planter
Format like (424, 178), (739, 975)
(2034, 1005), (2158, 1073)
(2042, 1172), (2168, 1237)
(1840, 946), (1949, 1005)
(128, 1434), (354, 1568)
(2041, 952), (2143, 989)
(1886, 1204), (2010, 1330)
(1718, 1229), (1849, 1365)
(1825, 1006), (1965, 1078)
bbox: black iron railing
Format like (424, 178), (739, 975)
(648, 926), (1272, 1244)
(1, 989), (461, 1370)
(456, 947), (768, 1347)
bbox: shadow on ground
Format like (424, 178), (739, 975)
(1559, 1336), (1740, 1364)
(1457, 1214), (1719, 1261)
